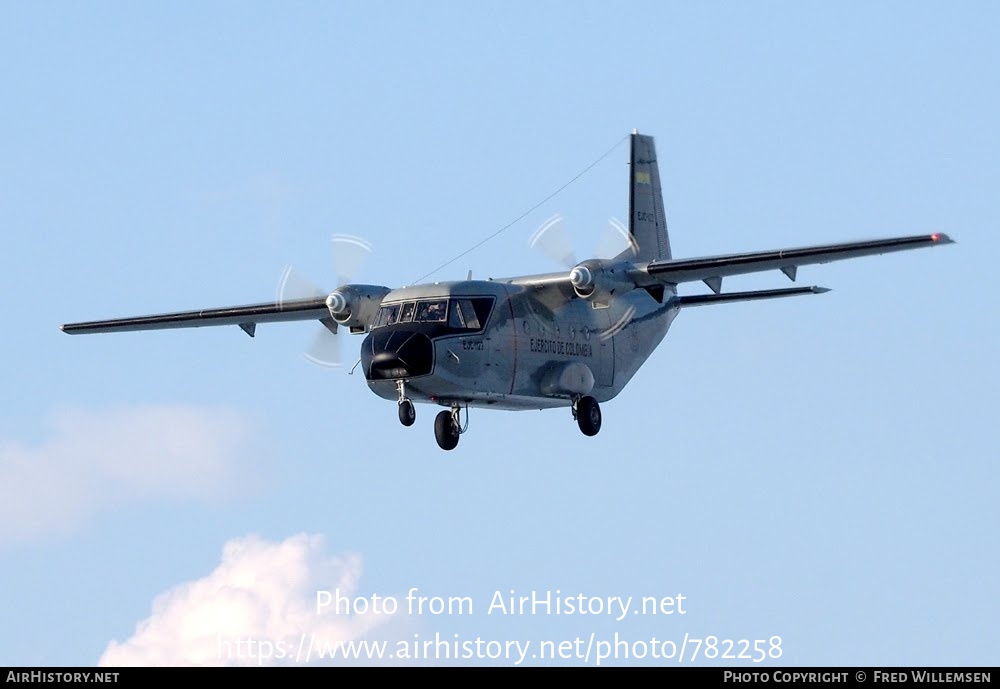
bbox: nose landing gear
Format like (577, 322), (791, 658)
(396, 380), (415, 427)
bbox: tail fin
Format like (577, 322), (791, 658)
(626, 131), (671, 262)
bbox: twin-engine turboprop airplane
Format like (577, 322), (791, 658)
(62, 131), (953, 450)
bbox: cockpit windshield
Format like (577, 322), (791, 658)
(373, 297), (493, 331)
(399, 301), (415, 323)
(414, 300), (447, 323)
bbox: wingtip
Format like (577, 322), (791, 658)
(931, 232), (955, 245)
(811, 286), (832, 294)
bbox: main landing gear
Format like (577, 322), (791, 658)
(434, 406), (463, 451)
(573, 395), (602, 437)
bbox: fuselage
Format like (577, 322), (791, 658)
(360, 275), (679, 411)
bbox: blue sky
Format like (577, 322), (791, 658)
(1, 2), (996, 666)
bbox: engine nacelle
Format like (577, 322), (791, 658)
(326, 284), (392, 331)
(569, 260), (636, 304)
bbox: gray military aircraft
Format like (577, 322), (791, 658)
(62, 131), (953, 450)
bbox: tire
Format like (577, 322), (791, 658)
(434, 410), (460, 450)
(577, 396), (602, 436)
(398, 400), (416, 427)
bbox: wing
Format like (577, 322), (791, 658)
(642, 233), (953, 291)
(61, 297), (331, 337)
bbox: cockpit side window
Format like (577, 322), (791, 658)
(469, 298), (493, 327)
(449, 301), (465, 329)
(446, 297), (493, 331)
(449, 299), (481, 330)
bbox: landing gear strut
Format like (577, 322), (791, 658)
(574, 395), (602, 437)
(434, 405), (463, 451)
(396, 380), (415, 427)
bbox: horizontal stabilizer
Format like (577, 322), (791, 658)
(675, 286), (829, 308)
(646, 233), (952, 285)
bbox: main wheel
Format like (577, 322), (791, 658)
(434, 410), (460, 451)
(577, 396), (602, 436)
(398, 399), (416, 427)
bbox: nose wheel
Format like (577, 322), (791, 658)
(396, 380), (415, 427)
(398, 399), (416, 426)
(434, 405), (463, 451)
(574, 395), (602, 436)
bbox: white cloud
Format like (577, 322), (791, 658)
(0, 405), (251, 543)
(99, 533), (388, 666)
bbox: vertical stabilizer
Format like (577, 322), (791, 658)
(627, 131), (671, 261)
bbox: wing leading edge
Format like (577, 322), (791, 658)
(643, 233), (953, 291)
(61, 297), (331, 337)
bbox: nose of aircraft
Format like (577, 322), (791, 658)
(361, 330), (434, 380)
